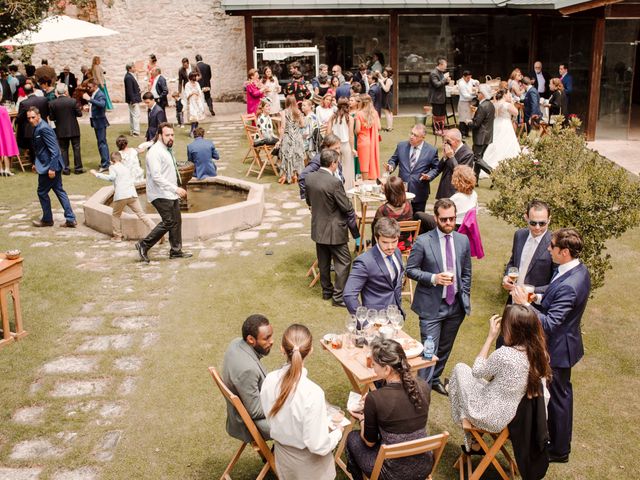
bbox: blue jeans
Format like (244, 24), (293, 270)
(37, 171), (76, 223)
(418, 299), (464, 385)
(94, 126), (110, 168)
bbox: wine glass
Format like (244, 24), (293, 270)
(390, 313), (405, 337)
(377, 309), (389, 327)
(345, 314), (357, 348)
(355, 306), (368, 330)
(355, 173), (363, 185)
(367, 309), (377, 328)
(386, 305), (399, 318)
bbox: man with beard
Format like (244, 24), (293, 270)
(135, 123), (191, 262)
(222, 314), (274, 441)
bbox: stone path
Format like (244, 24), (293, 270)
(0, 120), (312, 479)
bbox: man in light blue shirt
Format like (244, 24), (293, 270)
(187, 127), (219, 179)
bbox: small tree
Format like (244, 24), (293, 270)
(0, 1), (55, 41)
(489, 124), (640, 291)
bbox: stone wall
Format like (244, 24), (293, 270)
(33, 0), (247, 103)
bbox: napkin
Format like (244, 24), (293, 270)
(347, 391), (364, 413)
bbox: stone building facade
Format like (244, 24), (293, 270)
(33, 0), (247, 103)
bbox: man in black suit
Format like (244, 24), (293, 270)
(178, 57), (200, 95)
(427, 57), (450, 118)
(530, 61), (550, 99)
(434, 128), (475, 199)
(512, 228), (591, 463)
(143, 92), (167, 141)
(305, 149), (359, 307)
(195, 54), (215, 116)
(503, 199), (554, 295)
(124, 62), (142, 137)
(151, 67), (169, 110)
(386, 123), (440, 214)
(49, 83), (84, 174)
(467, 84), (495, 182)
(57, 66), (77, 98)
(16, 83), (50, 159)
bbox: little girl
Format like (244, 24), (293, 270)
(91, 152), (156, 241)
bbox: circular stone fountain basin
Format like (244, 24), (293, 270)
(83, 176), (265, 241)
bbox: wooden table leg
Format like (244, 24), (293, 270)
(10, 283), (27, 340)
(0, 286), (15, 348)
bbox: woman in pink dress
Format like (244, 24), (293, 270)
(0, 105), (19, 176)
(355, 94), (381, 180)
(246, 68), (266, 115)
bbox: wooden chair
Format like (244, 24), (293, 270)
(364, 431), (449, 480)
(354, 199), (378, 254)
(11, 151), (32, 172)
(208, 367), (278, 480)
(241, 114), (279, 180)
(306, 259), (320, 288)
(453, 419), (517, 480)
(398, 220), (421, 302)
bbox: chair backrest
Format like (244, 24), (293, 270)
(398, 220), (421, 246)
(208, 367), (274, 462)
(369, 431), (450, 480)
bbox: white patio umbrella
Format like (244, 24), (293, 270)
(0, 15), (119, 46)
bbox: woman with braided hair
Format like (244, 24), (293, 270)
(347, 339), (433, 480)
(260, 324), (343, 479)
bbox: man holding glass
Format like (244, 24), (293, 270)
(406, 199), (472, 396)
(344, 217), (404, 316)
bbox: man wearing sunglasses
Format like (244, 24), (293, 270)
(406, 198), (472, 396)
(502, 200), (554, 297)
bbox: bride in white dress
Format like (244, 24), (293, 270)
(482, 90), (521, 175)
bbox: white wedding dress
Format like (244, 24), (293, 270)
(482, 100), (521, 176)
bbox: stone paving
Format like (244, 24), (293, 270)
(0, 119), (312, 479)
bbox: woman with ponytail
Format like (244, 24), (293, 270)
(346, 339), (433, 480)
(260, 324), (343, 479)
(449, 305), (552, 453)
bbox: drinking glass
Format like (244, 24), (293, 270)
(367, 309), (377, 328)
(377, 309), (389, 327)
(507, 267), (520, 285)
(355, 174), (363, 185)
(345, 315), (357, 348)
(386, 305), (399, 318)
(355, 306), (368, 331)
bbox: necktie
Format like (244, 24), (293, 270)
(169, 148), (182, 186)
(518, 236), (536, 283)
(550, 268), (559, 283)
(445, 234), (455, 305)
(409, 147), (418, 171)
(387, 254), (399, 282)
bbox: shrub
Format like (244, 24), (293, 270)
(489, 124), (640, 291)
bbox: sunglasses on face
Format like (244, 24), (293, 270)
(529, 220), (548, 227)
(438, 216), (456, 223)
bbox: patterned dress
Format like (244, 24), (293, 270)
(279, 111), (305, 182)
(449, 346), (529, 448)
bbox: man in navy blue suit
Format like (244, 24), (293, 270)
(513, 228), (591, 463)
(83, 80), (110, 171)
(503, 200), (554, 296)
(344, 217), (404, 315)
(143, 92), (167, 142)
(522, 77), (542, 129)
(406, 198), (472, 395)
(187, 127), (219, 179)
(27, 107), (76, 228)
(386, 123), (439, 215)
(559, 63), (573, 109)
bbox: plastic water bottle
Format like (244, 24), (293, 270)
(423, 336), (435, 360)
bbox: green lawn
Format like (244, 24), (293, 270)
(0, 118), (638, 479)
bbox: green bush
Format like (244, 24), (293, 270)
(489, 125), (640, 291)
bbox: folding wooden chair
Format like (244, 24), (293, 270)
(398, 220), (421, 302)
(364, 431), (449, 480)
(208, 367), (278, 480)
(240, 114), (256, 164)
(453, 419), (517, 480)
(11, 151), (32, 172)
(306, 259), (320, 288)
(241, 115), (279, 180)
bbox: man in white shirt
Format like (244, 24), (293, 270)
(344, 217), (404, 315)
(135, 123), (191, 263)
(530, 61), (550, 99)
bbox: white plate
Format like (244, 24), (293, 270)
(398, 338), (424, 359)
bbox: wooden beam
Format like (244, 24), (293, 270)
(529, 14), (539, 66)
(608, 3), (640, 16)
(244, 16), (254, 71)
(390, 12), (399, 116)
(559, 0), (621, 16)
(585, 17), (605, 141)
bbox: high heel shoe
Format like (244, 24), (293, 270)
(278, 175), (286, 185)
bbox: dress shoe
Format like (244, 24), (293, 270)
(461, 444), (484, 456)
(62, 170), (71, 175)
(32, 220), (54, 227)
(432, 382), (449, 396)
(131, 132), (140, 137)
(169, 251), (193, 259)
(74, 168), (86, 174)
(322, 293), (332, 300)
(135, 242), (150, 263)
(61, 220), (77, 228)
(332, 299), (347, 308)
(548, 453), (569, 463)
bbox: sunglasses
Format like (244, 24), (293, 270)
(528, 220), (548, 227)
(438, 216), (456, 223)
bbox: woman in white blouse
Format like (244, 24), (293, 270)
(457, 70), (479, 138)
(260, 324), (343, 480)
(316, 93), (336, 126)
(450, 165), (478, 226)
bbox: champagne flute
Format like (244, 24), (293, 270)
(367, 309), (377, 328)
(377, 309), (389, 327)
(386, 305), (399, 317)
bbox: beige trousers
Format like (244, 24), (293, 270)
(111, 197), (155, 239)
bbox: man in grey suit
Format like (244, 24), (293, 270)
(221, 314), (274, 442)
(406, 198), (472, 395)
(305, 149), (359, 307)
(467, 84), (495, 182)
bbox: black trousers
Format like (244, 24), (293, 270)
(415, 212), (437, 234)
(548, 367), (573, 457)
(141, 198), (182, 254)
(316, 242), (351, 302)
(203, 90), (215, 115)
(411, 200), (427, 215)
(58, 136), (83, 172)
(472, 144), (493, 181)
